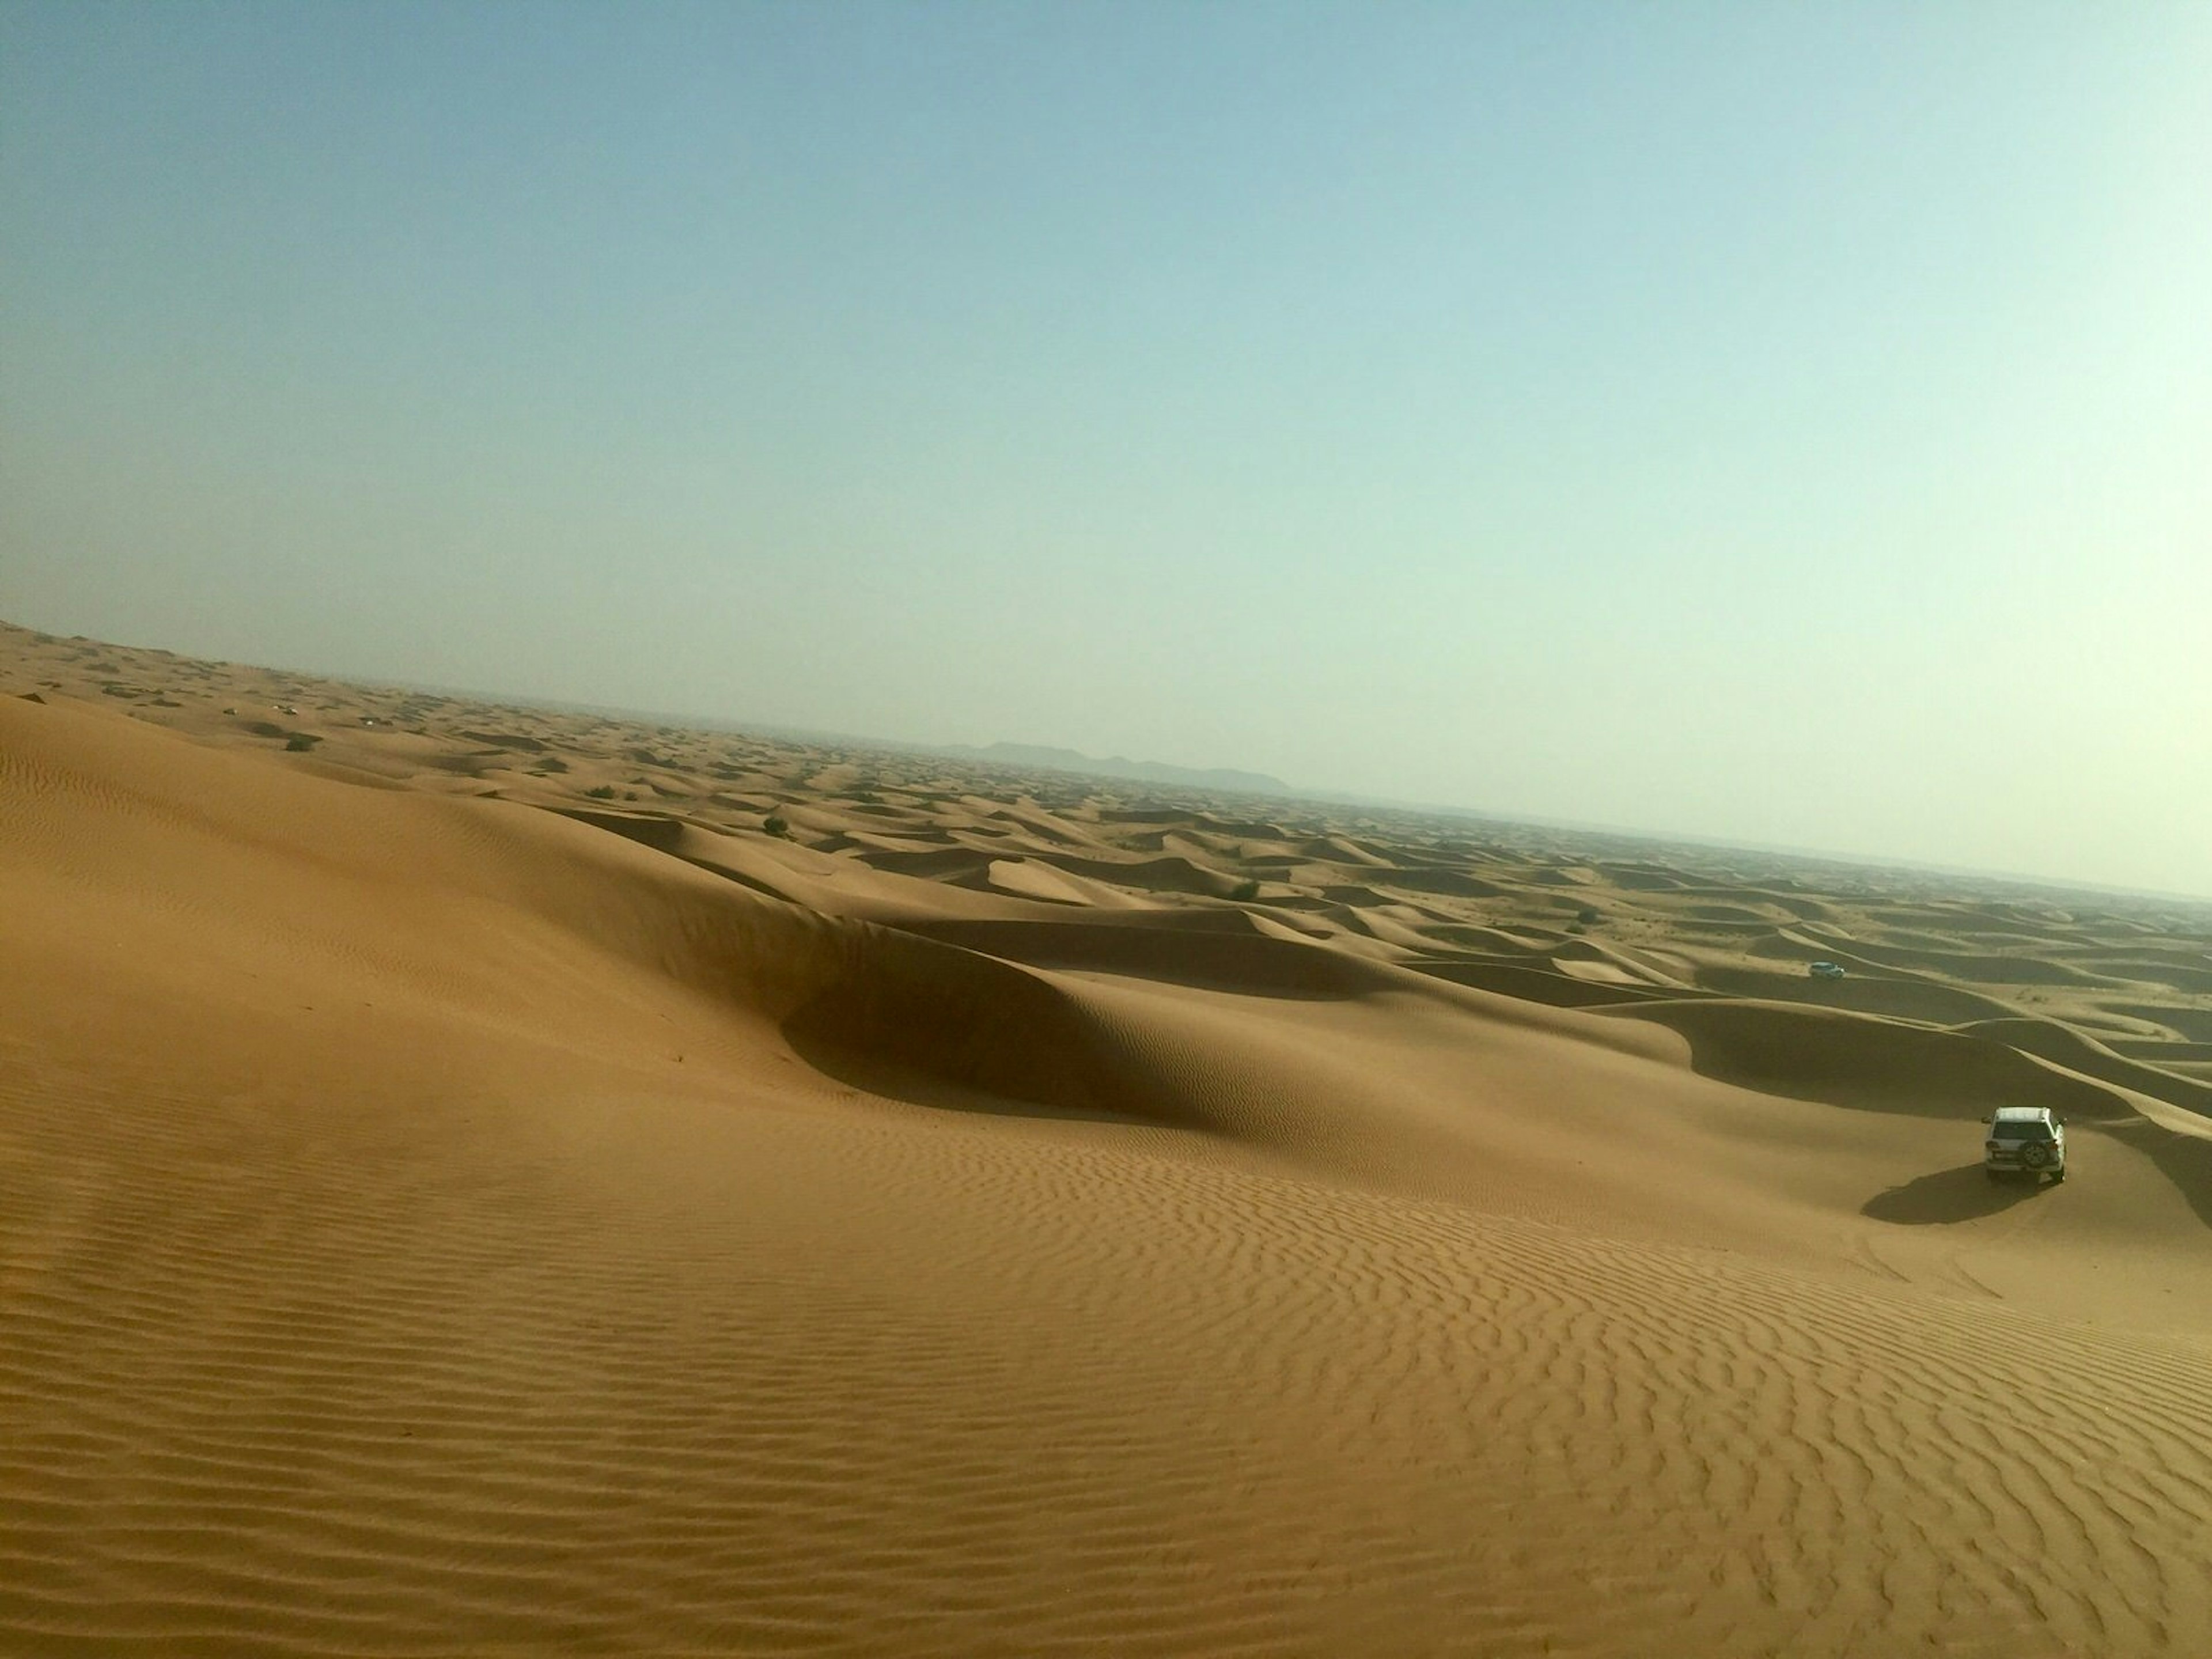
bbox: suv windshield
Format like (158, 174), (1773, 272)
(1991, 1123), (2053, 1140)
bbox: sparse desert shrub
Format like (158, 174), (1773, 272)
(284, 733), (320, 752)
(585, 785), (618, 800)
(1229, 878), (1261, 900)
(762, 815), (790, 838)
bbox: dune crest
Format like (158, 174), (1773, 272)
(6, 624), (2212, 1657)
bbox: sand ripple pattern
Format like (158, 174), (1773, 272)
(8, 656), (2212, 1657)
(6, 1035), (2210, 1658)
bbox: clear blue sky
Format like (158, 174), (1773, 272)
(4, 2), (2208, 895)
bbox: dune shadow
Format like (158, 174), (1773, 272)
(2100, 1119), (2212, 1232)
(782, 1016), (1156, 1128)
(903, 917), (1387, 1001)
(1862, 1163), (2045, 1225)
(1605, 998), (2125, 1122)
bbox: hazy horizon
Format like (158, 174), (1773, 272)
(6, 2), (2209, 897)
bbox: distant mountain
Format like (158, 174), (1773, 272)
(936, 742), (1291, 797)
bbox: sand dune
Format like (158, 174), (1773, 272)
(6, 622), (2212, 1656)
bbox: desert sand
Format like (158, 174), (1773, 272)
(5, 618), (2210, 1657)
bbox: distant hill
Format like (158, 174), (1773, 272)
(937, 742), (1290, 797)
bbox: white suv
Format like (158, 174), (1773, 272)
(1983, 1105), (2067, 1183)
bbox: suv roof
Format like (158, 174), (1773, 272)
(1991, 1106), (2054, 1123)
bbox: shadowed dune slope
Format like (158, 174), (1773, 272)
(1691, 962), (2031, 1025)
(6, 691), (2212, 1658)
(1604, 998), (2126, 1120)
(1957, 1016), (2212, 1114)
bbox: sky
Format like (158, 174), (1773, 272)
(3, 2), (2209, 896)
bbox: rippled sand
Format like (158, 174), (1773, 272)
(6, 620), (2210, 1656)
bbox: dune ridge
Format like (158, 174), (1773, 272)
(6, 622), (2212, 1656)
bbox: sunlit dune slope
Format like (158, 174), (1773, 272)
(5, 684), (2212, 1657)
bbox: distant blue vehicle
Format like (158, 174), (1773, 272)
(1808, 961), (1847, 979)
